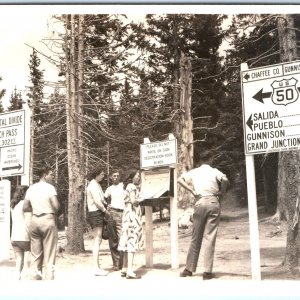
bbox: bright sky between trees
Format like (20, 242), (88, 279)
(0, 4), (296, 109)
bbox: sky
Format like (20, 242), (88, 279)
(0, 4), (298, 108)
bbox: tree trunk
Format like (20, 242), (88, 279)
(65, 14), (85, 254)
(177, 54), (194, 208)
(277, 14), (300, 272)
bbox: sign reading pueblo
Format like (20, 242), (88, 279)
(241, 60), (300, 155)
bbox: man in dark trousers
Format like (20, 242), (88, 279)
(178, 158), (229, 280)
(104, 169), (125, 271)
(23, 167), (60, 280)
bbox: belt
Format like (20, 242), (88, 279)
(110, 207), (124, 213)
(33, 213), (55, 217)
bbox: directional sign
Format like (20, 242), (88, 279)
(0, 110), (26, 176)
(241, 60), (300, 155)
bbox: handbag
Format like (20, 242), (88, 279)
(102, 219), (109, 240)
(102, 214), (117, 241)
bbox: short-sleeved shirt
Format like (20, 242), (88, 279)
(86, 179), (106, 212)
(180, 164), (226, 196)
(25, 181), (57, 215)
(11, 200), (29, 242)
(104, 183), (126, 210)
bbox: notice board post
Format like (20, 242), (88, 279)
(140, 134), (178, 269)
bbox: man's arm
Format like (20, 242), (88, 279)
(177, 177), (197, 197)
(23, 199), (32, 213)
(50, 195), (60, 213)
(216, 176), (229, 197)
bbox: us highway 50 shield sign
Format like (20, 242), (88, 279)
(241, 60), (300, 155)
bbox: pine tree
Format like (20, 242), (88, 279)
(7, 87), (23, 111)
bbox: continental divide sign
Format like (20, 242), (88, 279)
(241, 60), (300, 155)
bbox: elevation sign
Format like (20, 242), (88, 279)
(241, 60), (300, 155)
(0, 110), (26, 176)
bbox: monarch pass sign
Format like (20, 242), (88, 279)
(241, 60), (300, 155)
(0, 110), (26, 176)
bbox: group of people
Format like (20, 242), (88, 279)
(10, 158), (229, 281)
(86, 168), (144, 279)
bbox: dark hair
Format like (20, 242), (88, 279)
(89, 167), (104, 181)
(123, 169), (140, 189)
(36, 167), (52, 179)
(11, 185), (29, 209)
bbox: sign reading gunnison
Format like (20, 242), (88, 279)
(241, 60), (300, 155)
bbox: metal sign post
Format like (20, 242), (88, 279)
(241, 63), (261, 280)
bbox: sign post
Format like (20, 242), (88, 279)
(140, 134), (178, 269)
(241, 60), (300, 279)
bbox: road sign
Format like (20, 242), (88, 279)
(140, 139), (177, 169)
(0, 110), (26, 176)
(241, 60), (300, 155)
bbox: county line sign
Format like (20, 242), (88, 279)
(0, 109), (27, 177)
(241, 60), (300, 155)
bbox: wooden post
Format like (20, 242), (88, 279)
(21, 103), (31, 185)
(143, 138), (153, 268)
(241, 62), (261, 280)
(170, 166), (179, 269)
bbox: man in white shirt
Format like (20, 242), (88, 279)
(178, 158), (229, 280)
(23, 167), (60, 280)
(104, 170), (125, 271)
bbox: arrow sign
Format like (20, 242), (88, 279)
(244, 73), (250, 81)
(253, 89), (272, 103)
(246, 114), (253, 131)
(2, 164), (22, 171)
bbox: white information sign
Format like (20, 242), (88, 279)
(241, 60), (300, 155)
(0, 180), (11, 261)
(0, 110), (26, 176)
(140, 139), (177, 169)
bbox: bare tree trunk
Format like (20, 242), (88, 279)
(65, 14), (85, 254)
(177, 54), (194, 208)
(277, 14), (300, 273)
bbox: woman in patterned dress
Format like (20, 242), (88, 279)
(118, 169), (144, 279)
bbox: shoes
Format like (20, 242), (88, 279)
(94, 268), (109, 276)
(121, 271), (127, 277)
(180, 268), (193, 277)
(203, 272), (214, 280)
(113, 266), (121, 271)
(126, 272), (141, 279)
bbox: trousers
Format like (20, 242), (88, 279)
(29, 214), (58, 280)
(186, 196), (220, 273)
(108, 209), (123, 268)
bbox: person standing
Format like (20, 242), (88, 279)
(118, 169), (144, 279)
(23, 167), (60, 280)
(10, 185), (30, 280)
(178, 159), (229, 280)
(104, 170), (125, 271)
(86, 167), (110, 276)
